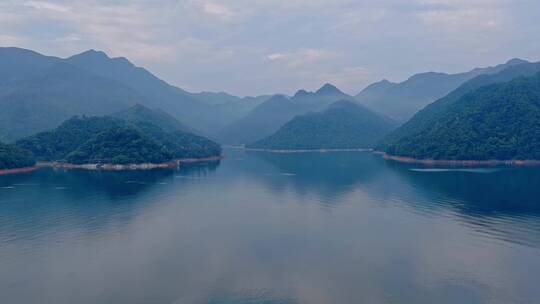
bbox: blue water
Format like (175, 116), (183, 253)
(1, 149), (540, 304)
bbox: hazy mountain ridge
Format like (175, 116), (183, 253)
(381, 68), (540, 160)
(0, 52), (146, 141)
(0, 47), (264, 141)
(66, 50), (264, 134)
(217, 84), (356, 144)
(112, 104), (196, 134)
(380, 60), (540, 153)
(355, 58), (530, 122)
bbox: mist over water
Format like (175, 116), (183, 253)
(1, 149), (540, 304)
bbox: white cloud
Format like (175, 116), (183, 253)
(23, 1), (71, 13)
(202, 2), (234, 19)
(265, 49), (341, 69)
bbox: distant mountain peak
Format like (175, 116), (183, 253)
(316, 83), (344, 95)
(505, 58), (529, 65)
(369, 79), (396, 88)
(77, 49), (110, 59)
(293, 89), (310, 98)
(69, 50), (133, 67)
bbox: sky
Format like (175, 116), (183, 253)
(1, 0), (539, 96)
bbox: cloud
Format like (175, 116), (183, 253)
(0, 0), (538, 95)
(202, 2), (234, 19)
(265, 49), (341, 68)
(23, 1), (71, 13)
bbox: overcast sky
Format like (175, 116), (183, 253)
(1, 0), (539, 96)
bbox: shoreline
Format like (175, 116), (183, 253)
(0, 156), (224, 175)
(244, 148), (372, 153)
(0, 166), (39, 175)
(378, 152), (540, 166)
(46, 156), (224, 171)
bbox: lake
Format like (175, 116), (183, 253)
(1, 149), (540, 304)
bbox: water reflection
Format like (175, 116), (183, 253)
(0, 161), (221, 243)
(386, 162), (540, 216)
(244, 150), (383, 204)
(1, 150), (540, 304)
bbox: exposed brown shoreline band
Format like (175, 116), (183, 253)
(0, 166), (39, 175)
(0, 156), (223, 175)
(48, 156), (224, 170)
(244, 148), (372, 153)
(379, 152), (540, 166)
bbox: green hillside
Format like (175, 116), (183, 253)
(380, 61), (540, 155)
(112, 104), (195, 133)
(0, 142), (36, 170)
(248, 100), (396, 150)
(16, 116), (123, 161)
(383, 72), (540, 160)
(17, 108), (222, 164)
(218, 84), (354, 144)
(66, 127), (173, 165)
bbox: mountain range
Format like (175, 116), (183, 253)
(217, 84), (355, 144)
(0, 47), (266, 142)
(2, 46), (539, 162)
(381, 60), (540, 160)
(355, 58), (530, 122)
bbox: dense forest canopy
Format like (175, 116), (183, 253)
(383, 72), (540, 160)
(0, 142), (36, 170)
(16, 116), (123, 161)
(380, 61), (540, 152)
(248, 100), (396, 150)
(65, 127), (173, 165)
(16, 108), (222, 164)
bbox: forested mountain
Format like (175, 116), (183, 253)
(65, 127), (173, 165)
(133, 121), (221, 159)
(16, 107), (222, 163)
(0, 54), (143, 141)
(355, 58), (530, 122)
(0, 141), (35, 170)
(0, 47), (263, 141)
(248, 100), (395, 150)
(112, 104), (195, 133)
(0, 47), (57, 85)
(66, 50), (262, 134)
(382, 71), (540, 160)
(16, 116), (123, 161)
(380, 60), (540, 154)
(217, 84), (355, 144)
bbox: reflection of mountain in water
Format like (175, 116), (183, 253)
(0, 162), (221, 241)
(246, 151), (385, 203)
(383, 162), (540, 248)
(0, 161), (221, 198)
(208, 289), (296, 304)
(386, 162), (540, 217)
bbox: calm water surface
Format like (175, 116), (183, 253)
(1, 149), (540, 304)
